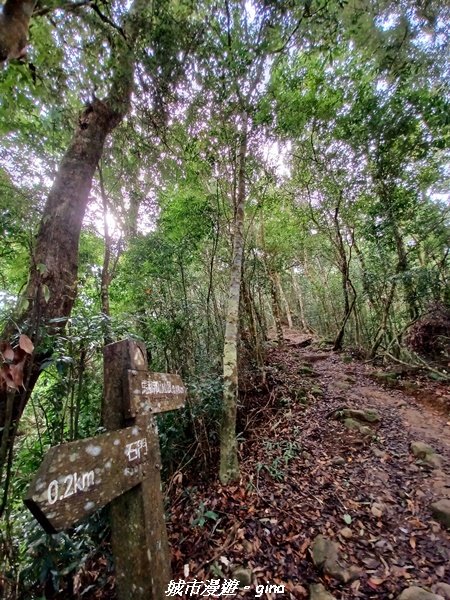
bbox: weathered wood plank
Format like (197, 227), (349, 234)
(125, 370), (186, 417)
(103, 340), (172, 600)
(24, 423), (151, 533)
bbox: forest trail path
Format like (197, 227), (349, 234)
(281, 328), (450, 499)
(168, 331), (450, 599)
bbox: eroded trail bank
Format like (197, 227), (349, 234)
(167, 335), (450, 599)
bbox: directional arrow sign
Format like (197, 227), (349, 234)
(125, 371), (186, 418)
(24, 420), (154, 533)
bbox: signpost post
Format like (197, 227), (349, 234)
(25, 339), (186, 600)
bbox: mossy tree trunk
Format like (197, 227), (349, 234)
(219, 113), (248, 486)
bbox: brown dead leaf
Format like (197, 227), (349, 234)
(391, 566), (412, 579)
(2, 344), (14, 361)
(368, 577), (386, 589)
(0, 365), (17, 389)
(371, 504), (383, 518)
(19, 334), (34, 354)
(299, 538), (310, 556)
(9, 359), (25, 389)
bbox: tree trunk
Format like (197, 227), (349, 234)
(393, 222), (419, 320)
(219, 114), (248, 486)
(378, 180), (419, 320)
(0, 0), (149, 509)
(259, 212), (283, 345)
(370, 281), (397, 358)
(332, 203), (355, 351)
(269, 272), (284, 344)
(274, 271), (293, 329)
(99, 164), (114, 346)
(242, 278), (265, 382)
(291, 267), (313, 333)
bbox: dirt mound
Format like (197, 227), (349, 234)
(406, 303), (450, 363)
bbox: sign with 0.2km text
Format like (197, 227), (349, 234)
(24, 422), (152, 533)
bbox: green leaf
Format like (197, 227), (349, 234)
(42, 284), (50, 303)
(17, 297), (29, 312)
(343, 514), (352, 525)
(204, 511), (219, 521)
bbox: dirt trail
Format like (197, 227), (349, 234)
(282, 328), (450, 499)
(319, 358), (450, 495)
(168, 331), (450, 599)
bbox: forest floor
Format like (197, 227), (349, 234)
(166, 329), (450, 600)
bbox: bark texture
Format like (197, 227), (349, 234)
(332, 199), (356, 351)
(219, 115), (248, 486)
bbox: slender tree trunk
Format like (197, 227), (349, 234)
(378, 180), (419, 320)
(99, 167), (113, 345)
(219, 114), (248, 485)
(393, 222), (419, 320)
(205, 209), (220, 354)
(269, 273), (284, 344)
(0, 0), (149, 509)
(274, 272), (293, 329)
(370, 281), (397, 358)
(259, 212), (283, 345)
(257, 281), (268, 336)
(332, 205), (355, 351)
(242, 278), (265, 381)
(291, 267), (313, 333)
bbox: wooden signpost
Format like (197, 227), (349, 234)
(24, 422), (153, 533)
(25, 339), (186, 600)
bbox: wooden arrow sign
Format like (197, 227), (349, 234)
(24, 420), (154, 533)
(124, 370), (186, 418)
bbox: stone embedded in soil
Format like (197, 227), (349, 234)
(346, 408), (380, 423)
(231, 567), (252, 587)
(424, 453), (444, 469)
(358, 424), (373, 436)
(334, 407), (380, 424)
(371, 371), (399, 387)
(312, 535), (338, 568)
(397, 586), (443, 600)
(411, 441), (436, 459)
(430, 499), (450, 529)
(343, 418), (372, 436)
(332, 456), (345, 466)
(310, 583), (337, 600)
(432, 582), (450, 599)
(373, 447), (386, 458)
(311, 535), (355, 583)
(344, 417), (361, 431)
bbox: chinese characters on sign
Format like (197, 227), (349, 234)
(141, 379), (185, 396)
(24, 425), (151, 533)
(125, 437), (148, 462)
